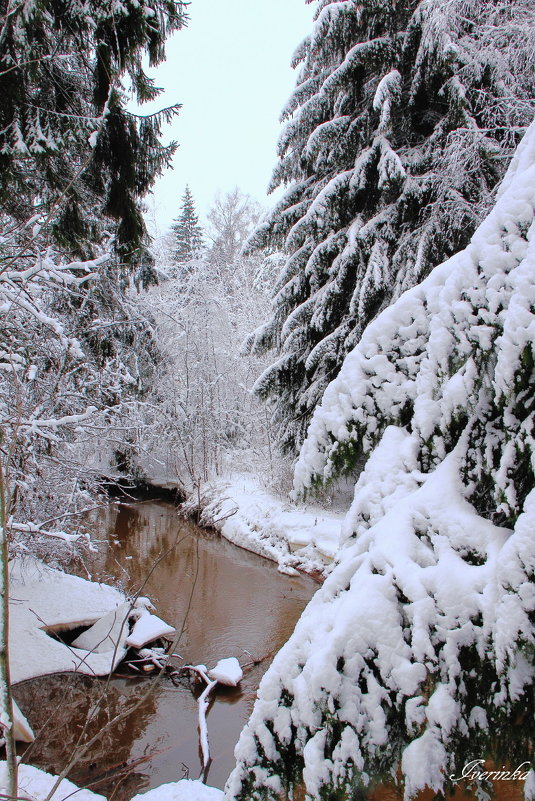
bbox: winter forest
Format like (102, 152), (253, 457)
(0, 0), (534, 800)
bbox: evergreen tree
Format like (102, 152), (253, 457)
(245, 0), (535, 452)
(229, 113), (535, 801)
(0, 0), (187, 262)
(0, 0), (187, 542)
(171, 186), (204, 264)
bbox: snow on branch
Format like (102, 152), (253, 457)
(8, 522), (87, 543)
(19, 406), (98, 432)
(295, 118), (535, 524)
(228, 117), (535, 801)
(373, 69), (401, 131)
(183, 658), (243, 778)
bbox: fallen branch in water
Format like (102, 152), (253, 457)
(84, 747), (171, 790)
(240, 647), (273, 670)
(183, 664), (218, 778)
(182, 657), (244, 779)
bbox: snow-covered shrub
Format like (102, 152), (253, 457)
(137, 245), (283, 491)
(226, 121), (535, 800)
(0, 236), (158, 552)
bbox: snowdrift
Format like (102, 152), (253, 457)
(8, 557), (175, 683)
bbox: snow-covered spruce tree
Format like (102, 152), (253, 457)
(171, 186), (204, 267)
(226, 122), (535, 801)
(0, 0), (186, 263)
(245, 0), (535, 452)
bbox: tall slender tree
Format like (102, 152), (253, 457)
(171, 186), (204, 265)
(245, 0), (535, 452)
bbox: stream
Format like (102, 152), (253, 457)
(14, 500), (318, 800)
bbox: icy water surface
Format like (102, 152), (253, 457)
(14, 500), (318, 799)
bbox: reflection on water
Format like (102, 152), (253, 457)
(15, 674), (158, 801)
(15, 501), (528, 801)
(14, 501), (318, 799)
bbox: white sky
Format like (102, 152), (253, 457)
(143, 0), (313, 234)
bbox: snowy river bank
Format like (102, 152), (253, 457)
(12, 500), (318, 799)
(181, 473), (346, 578)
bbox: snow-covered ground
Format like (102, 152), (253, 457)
(131, 779), (223, 801)
(0, 762), (106, 801)
(0, 763), (224, 801)
(184, 473), (344, 576)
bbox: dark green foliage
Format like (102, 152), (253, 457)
(0, 0), (187, 261)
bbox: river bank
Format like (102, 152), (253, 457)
(12, 501), (318, 799)
(179, 473), (346, 579)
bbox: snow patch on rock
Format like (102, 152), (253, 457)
(208, 657), (243, 687)
(126, 609), (176, 649)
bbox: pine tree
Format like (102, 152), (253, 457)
(245, 0), (535, 452)
(171, 186), (204, 265)
(0, 0), (187, 262)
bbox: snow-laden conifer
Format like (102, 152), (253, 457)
(172, 186), (204, 266)
(226, 117), (535, 801)
(0, 0), (185, 543)
(0, 0), (187, 261)
(246, 0), (535, 451)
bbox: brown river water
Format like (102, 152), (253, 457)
(14, 500), (318, 799)
(12, 501), (530, 801)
